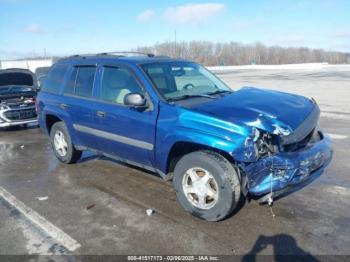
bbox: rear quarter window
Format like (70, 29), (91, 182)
(41, 64), (69, 93)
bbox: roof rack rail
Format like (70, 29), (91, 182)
(96, 51), (155, 57)
(66, 51), (155, 59)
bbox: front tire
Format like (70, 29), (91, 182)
(173, 150), (241, 221)
(50, 122), (82, 164)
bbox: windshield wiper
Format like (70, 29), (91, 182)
(206, 89), (233, 96)
(167, 94), (216, 102)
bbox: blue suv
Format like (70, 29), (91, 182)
(37, 53), (333, 221)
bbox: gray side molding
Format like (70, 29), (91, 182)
(73, 124), (153, 150)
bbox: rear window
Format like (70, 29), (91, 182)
(41, 64), (69, 93)
(74, 66), (96, 98)
(0, 72), (34, 87)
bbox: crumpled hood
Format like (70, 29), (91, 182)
(192, 87), (317, 136)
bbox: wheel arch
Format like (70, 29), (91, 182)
(45, 114), (63, 134)
(42, 108), (81, 147)
(166, 141), (236, 175)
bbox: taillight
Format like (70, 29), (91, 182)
(35, 96), (39, 113)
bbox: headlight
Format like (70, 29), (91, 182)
(0, 105), (9, 110)
(255, 131), (278, 157)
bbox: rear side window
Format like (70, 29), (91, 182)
(64, 67), (78, 94)
(75, 66), (96, 98)
(41, 64), (69, 93)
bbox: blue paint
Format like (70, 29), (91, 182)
(37, 55), (333, 199)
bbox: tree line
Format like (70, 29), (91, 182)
(136, 41), (350, 66)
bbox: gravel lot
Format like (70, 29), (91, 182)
(0, 66), (349, 259)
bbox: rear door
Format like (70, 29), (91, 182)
(91, 64), (157, 166)
(62, 65), (99, 148)
(38, 63), (70, 129)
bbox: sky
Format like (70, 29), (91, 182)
(1, 0), (349, 59)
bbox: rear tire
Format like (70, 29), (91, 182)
(50, 122), (82, 164)
(173, 150), (241, 221)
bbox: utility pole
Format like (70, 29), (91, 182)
(174, 30), (177, 57)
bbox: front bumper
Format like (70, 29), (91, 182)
(0, 118), (38, 127)
(0, 106), (37, 127)
(243, 131), (333, 198)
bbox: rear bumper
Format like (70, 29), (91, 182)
(243, 131), (333, 198)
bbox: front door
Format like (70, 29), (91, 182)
(91, 65), (157, 166)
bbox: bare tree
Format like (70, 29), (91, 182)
(136, 41), (349, 66)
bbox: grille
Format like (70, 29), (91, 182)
(4, 108), (37, 121)
(281, 105), (320, 145)
(8, 102), (36, 110)
(283, 128), (320, 152)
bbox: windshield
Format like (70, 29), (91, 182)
(142, 62), (231, 101)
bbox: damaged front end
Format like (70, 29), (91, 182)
(239, 105), (333, 203)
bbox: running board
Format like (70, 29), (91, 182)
(75, 146), (173, 181)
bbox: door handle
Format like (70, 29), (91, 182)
(60, 103), (69, 110)
(96, 111), (106, 117)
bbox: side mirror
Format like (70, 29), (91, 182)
(124, 93), (147, 107)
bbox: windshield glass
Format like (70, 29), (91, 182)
(142, 62), (231, 101)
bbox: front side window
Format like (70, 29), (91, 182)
(41, 64), (69, 93)
(142, 62), (231, 101)
(75, 66), (96, 98)
(99, 66), (143, 104)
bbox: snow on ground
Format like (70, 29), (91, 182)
(208, 63), (350, 71)
(211, 65), (350, 119)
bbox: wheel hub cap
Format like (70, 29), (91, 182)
(182, 167), (219, 209)
(53, 130), (68, 157)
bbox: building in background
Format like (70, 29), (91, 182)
(0, 58), (54, 73)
